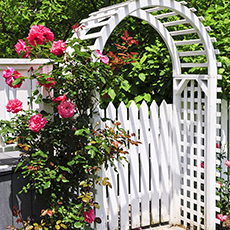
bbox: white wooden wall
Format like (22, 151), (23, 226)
(95, 101), (173, 230)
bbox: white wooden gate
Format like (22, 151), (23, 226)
(95, 101), (173, 229)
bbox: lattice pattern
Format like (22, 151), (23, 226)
(180, 80), (207, 229)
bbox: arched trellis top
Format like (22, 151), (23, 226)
(76, 0), (220, 86)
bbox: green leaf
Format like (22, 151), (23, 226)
(143, 93), (151, 102)
(74, 222), (82, 228)
(12, 77), (23, 86)
(59, 166), (72, 172)
(67, 160), (76, 166)
(138, 73), (146, 82)
(33, 89), (39, 96)
(108, 88), (116, 100)
(89, 149), (96, 158)
(140, 54), (147, 64)
(75, 129), (85, 136)
(121, 80), (131, 91)
(44, 181), (51, 189)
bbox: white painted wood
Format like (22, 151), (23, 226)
(178, 50), (206, 56)
(221, 100), (228, 181)
(145, 7), (163, 13)
(79, 31), (102, 41)
(139, 101), (150, 226)
(155, 12), (178, 19)
(117, 102), (129, 230)
(180, 1), (187, 5)
(82, 20), (110, 30)
(149, 101), (160, 225)
(174, 39), (202, 46)
(216, 62), (222, 67)
(159, 100), (170, 222)
(108, 160), (119, 230)
(105, 103), (119, 230)
(129, 101), (140, 228)
(197, 82), (205, 228)
(170, 28), (199, 36)
(163, 19), (187, 27)
(181, 63), (208, 68)
(94, 107), (108, 230)
(189, 7), (197, 12)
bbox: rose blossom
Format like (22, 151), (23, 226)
(217, 213), (228, 222)
(29, 113), (48, 133)
(37, 76), (56, 88)
(50, 40), (66, 56)
(6, 99), (23, 113)
(225, 159), (230, 167)
(3, 66), (14, 79)
(15, 39), (31, 58)
(96, 50), (109, 64)
(57, 100), (76, 118)
(52, 94), (67, 103)
(217, 181), (223, 187)
(3, 67), (23, 88)
(40, 25), (54, 42)
(27, 25), (54, 46)
(84, 208), (95, 224)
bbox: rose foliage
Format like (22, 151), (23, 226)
(0, 25), (140, 230)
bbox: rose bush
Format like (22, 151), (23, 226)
(216, 144), (230, 228)
(0, 24), (140, 230)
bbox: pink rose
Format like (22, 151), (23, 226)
(27, 25), (44, 46)
(37, 76), (56, 89)
(50, 40), (66, 56)
(3, 66), (14, 79)
(40, 25), (54, 42)
(15, 39), (31, 58)
(216, 143), (220, 148)
(84, 208), (95, 224)
(217, 181), (223, 187)
(217, 214), (228, 222)
(52, 94), (67, 103)
(29, 113), (48, 133)
(3, 67), (23, 88)
(201, 162), (204, 168)
(225, 159), (230, 167)
(6, 99), (23, 113)
(57, 101), (76, 118)
(27, 25), (54, 46)
(96, 50), (109, 64)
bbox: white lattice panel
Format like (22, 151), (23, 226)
(180, 80), (206, 229)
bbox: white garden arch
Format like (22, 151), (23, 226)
(77, 1), (221, 229)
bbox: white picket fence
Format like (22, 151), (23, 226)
(95, 101), (173, 229)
